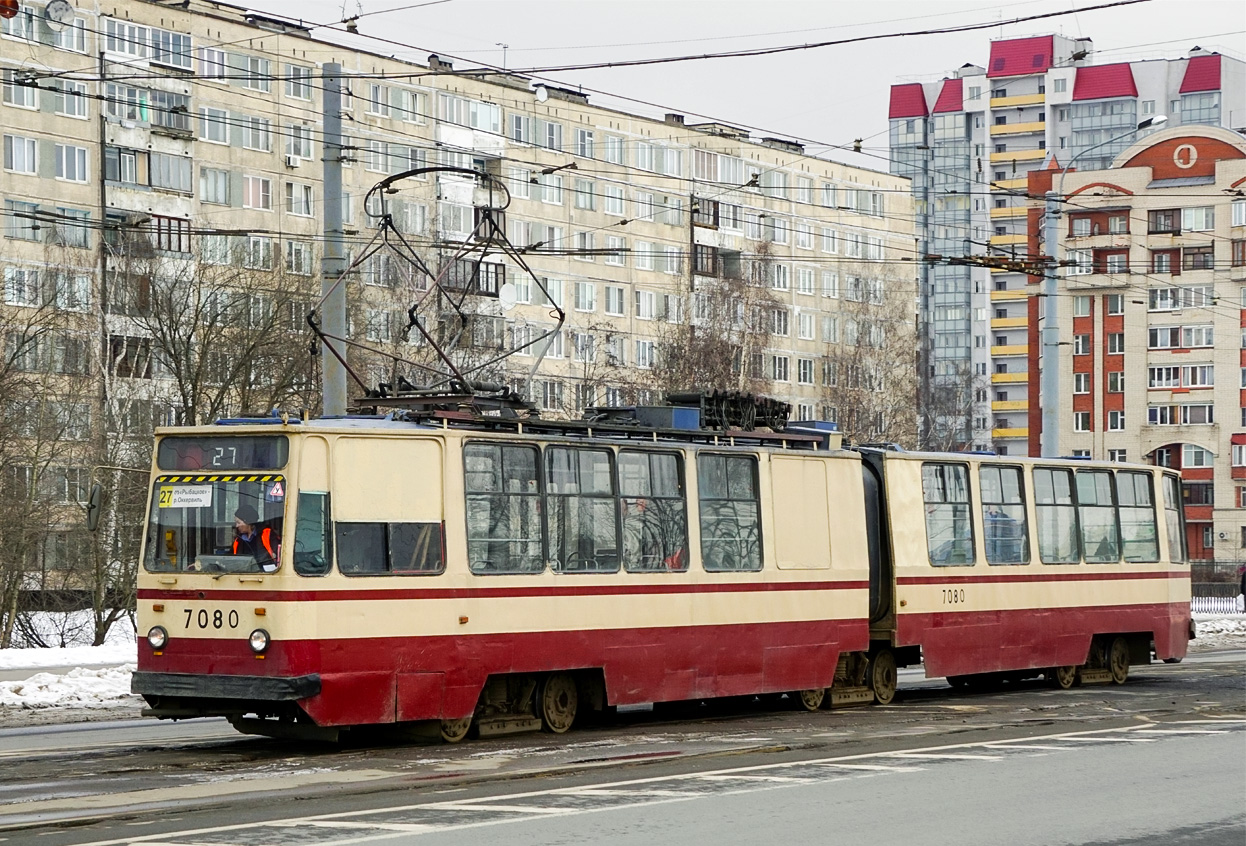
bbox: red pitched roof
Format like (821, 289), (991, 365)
(1179, 54), (1221, 93)
(932, 78), (963, 113)
(1072, 63), (1138, 101)
(889, 83), (928, 119)
(987, 36), (1053, 78)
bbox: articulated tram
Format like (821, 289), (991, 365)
(132, 410), (1191, 741)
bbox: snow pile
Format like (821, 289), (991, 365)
(0, 664), (139, 710)
(1195, 617), (1246, 648)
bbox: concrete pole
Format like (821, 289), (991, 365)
(1040, 191), (1061, 457)
(320, 62), (348, 416)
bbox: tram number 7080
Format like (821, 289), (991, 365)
(183, 608), (240, 629)
(941, 589), (966, 605)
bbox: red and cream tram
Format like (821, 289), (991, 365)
(132, 412), (1190, 740)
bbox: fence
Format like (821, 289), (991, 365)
(1192, 582), (1244, 615)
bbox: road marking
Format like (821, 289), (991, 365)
(984, 744), (1064, 750)
(697, 775), (817, 783)
(1132, 729), (1227, 735)
(891, 753), (1004, 761)
(62, 721), (1246, 846)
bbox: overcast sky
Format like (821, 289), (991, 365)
(248, 0), (1245, 174)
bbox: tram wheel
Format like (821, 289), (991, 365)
(439, 716), (473, 744)
(538, 672), (579, 733)
(868, 648), (897, 705)
(794, 688), (825, 712)
(1050, 665), (1078, 690)
(1107, 637), (1130, 685)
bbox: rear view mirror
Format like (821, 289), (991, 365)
(85, 483), (103, 532)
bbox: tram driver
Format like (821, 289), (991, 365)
(232, 504), (280, 572)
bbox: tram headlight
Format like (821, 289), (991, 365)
(248, 628), (270, 654)
(147, 626), (168, 650)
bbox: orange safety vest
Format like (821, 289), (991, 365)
(234, 527), (276, 558)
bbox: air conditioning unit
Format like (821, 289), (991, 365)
(285, 155), (300, 169)
(1219, 532), (1228, 540)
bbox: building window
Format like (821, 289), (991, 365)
(1107, 410), (1125, 431)
(243, 175), (273, 210)
(1182, 245), (1214, 271)
(1108, 449), (1127, 462)
(1073, 372), (1089, 394)
(1107, 333), (1124, 354)
(1073, 334), (1090, 355)
(1073, 411), (1091, 432)
(1106, 294), (1124, 315)
(1107, 371), (1124, 393)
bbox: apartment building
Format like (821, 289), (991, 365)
(0, 0), (915, 450)
(890, 35), (1244, 454)
(1028, 125), (1245, 566)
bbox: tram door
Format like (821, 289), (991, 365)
(861, 460), (890, 622)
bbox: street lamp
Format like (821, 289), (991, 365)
(1038, 114), (1167, 457)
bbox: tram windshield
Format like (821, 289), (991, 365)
(144, 476), (287, 573)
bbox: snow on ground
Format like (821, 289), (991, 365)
(0, 639), (137, 671)
(0, 665), (138, 711)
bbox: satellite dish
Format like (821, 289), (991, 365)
(498, 282), (517, 310)
(534, 85), (548, 103)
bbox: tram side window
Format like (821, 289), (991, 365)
(1034, 468), (1080, 563)
(546, 447), (619, 573)
(1162, 474), (1186, 564)
(698, 454), (762, 572)
(336, 522), (444, 575)
(294, 492), (332, 575)
(921, 463), (974, 566)
(1076, 470), (1120, 563)
(464, 443), (544, 574)
(1117, 472), (1159, 563)
(980, 465), (1029, 565)
(619, 450), (688, 572)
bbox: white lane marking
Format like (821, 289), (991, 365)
(66, 721), (1246, 846)
(298, 821), (438, 833)
(817, 763), (924, 772)
(890, 753), (1004, 761)
(559, 789), (691, 797)
(696, 775), (817, 783)
(984, 744), (1064, 751)
(1063, 736), (1157, 743)
(1132, 729), (1227, 735)
(431, 804), (570, 815)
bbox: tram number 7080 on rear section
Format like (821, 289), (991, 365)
(942, 589), (966, 605)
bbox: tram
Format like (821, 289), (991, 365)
(130, 405), (1191, 741)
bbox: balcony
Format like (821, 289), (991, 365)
(992, 427), (1029, 439)
(992, 400), (1028, 412)
(992, 178), (1027, 190)
(990, 206), (1027, 220)
(990, 121), (1047, 137)
(991, 372), (1027, 384)
(991, 344), (1028, 356)
(991, 316), (1028, 329)
(989, 233), (1027, 246)
(989, 149), (1047, 164)
(990, 93), (1046, 108)
(990, 289), (1027, 301)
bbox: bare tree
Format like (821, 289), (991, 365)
(110, 239), (321, 424)
(918, 360), (988, 452)
(819, 263), (919, 447)
(652, 242), (778, 397)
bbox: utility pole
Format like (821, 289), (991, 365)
(321, 62), (348, 416)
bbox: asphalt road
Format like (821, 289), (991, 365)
(3, 651), (1242, 845)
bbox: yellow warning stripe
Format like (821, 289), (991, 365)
(157, 474), (282, 483)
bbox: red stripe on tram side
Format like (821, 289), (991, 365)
(136, 618), (873, 727)
(896, 570), (1186, 586)
(896, 601), (1190, 678)
(138, 579), (871, 603)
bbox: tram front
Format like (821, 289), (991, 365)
(132, 428), (327, 736)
